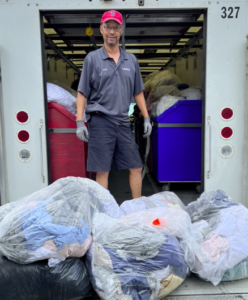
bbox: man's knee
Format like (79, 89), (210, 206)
(129, 168), (142, 175)
(96, 171), (109, 179)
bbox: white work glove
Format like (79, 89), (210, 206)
(143, 117), (152, 138)
(76, 120), (89, 142)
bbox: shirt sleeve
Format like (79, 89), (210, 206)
(133, 57), (144, 96)
(77, 54), (92, 98)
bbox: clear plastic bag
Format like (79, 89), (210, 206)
(144, 70), (181, 92)
(0, 201), (18, 223)
(222, 258), (248, 281)
(53, 80), (78, 98)
(176, 87), (202, 100)
(0, 177), (121, 266)
(143, 71), (160, 84)
(147, 85), (179, 103)
(144, 71), (160, 90)
(149, 100), (159, 116)
(149, 70), (181, 89)
(153, 95), (185, 117)
(186, 190), (248, 285)
(86, 191), (216, 299)
(87, 211), (189, 300)
(185, 190), (238, 223)
(120, 191), (186, 215)
(47, 82), (77, 115)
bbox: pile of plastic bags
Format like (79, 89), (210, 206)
(1, 177), (248, 300)
(144, 70), (181, 93)
(143, 70), (202, 117)
(150, 95), (184, 117)
(86, 192), (191, 299)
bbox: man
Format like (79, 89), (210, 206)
(76, 10), (152, 198)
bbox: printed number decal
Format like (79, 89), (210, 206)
(221, 7), (240, 19)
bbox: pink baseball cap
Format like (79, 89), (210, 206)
(101, 10), (123, 25)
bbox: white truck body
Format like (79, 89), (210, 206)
(0, 0), (247, 205)
(0, 0), (248, 298)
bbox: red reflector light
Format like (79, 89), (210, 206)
(221, 127), (233, 139)
(221, 108), (233, 120)
(153, 219), (160, 226)
(18, 130), (30, 142)
(16, 111), (29, 123)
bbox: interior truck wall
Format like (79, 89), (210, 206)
(0, 58), (7, 205)
(45, 50), (77, 87)
(171, 48), (203, 87)
(0, 0), (247, 206)
(244, 40), (248, 205)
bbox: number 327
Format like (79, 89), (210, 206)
(221, 7), (240, 19)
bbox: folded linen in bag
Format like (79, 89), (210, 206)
(0, 177), (121, 266)
(86, 212), (189, 300)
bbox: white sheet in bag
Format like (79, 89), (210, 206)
(47, 82), (77, 115)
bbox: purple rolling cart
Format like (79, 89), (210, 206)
(151, 100), (202, 191)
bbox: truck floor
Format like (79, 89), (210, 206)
(108, 163), (199, 206)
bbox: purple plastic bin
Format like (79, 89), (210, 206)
(153, 100), (202, 123)
(151, 100), (202, 182)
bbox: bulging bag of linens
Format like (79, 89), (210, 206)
(120, 192), (210, 273)
(186, 190), (248, 285)
(46, 82), (77, 115)
(86, 192), (201, 300)
(0, 177), (121, 266)
(144, 70), (181, 92)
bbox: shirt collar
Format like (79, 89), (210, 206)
(100, 46), (109, 60)
(121, 48), (129, 60)
(100, 46), (129, 60)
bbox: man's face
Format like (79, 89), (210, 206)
(100, 20), (123, 47)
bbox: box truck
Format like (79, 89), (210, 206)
(0, 0), (248, 298)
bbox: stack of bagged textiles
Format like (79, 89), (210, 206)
(150, 95), (185, 117)
(0, 177), (121, 300)
(86, 191), (207, 300)
(149, 88), (202, 118)
(1, 178), (248, 299)
(144, 70), (181, 93)
(143, 70), (202, 117)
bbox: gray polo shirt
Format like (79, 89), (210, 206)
(77, 46), (144, 126)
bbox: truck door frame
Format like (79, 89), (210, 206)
(40, 15), (51, 185)
(39, 8), (207, 190)
(0, 53), (7, 205)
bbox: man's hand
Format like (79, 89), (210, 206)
(76, 120), (89, 142)
(143, 117), (152, 138)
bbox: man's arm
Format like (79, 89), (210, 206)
(134, 91), (152, 138)
(76, 92), (89, 142)
(133, 91), (149, 118)
(76, 92), (87, 121)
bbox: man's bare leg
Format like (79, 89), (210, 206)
(96, 172), (109, 189)
(129, 168), (142, 198)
